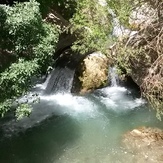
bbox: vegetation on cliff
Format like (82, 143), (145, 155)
(69, 0), (134, 54)
(0, 0), (162, 118)
(115, 0), (163, 118)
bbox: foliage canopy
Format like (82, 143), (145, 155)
(0, 0), (59, 117)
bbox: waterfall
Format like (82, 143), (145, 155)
(43, 48), (86, 94)
(44, 67), (75, 94)
(109, 67), (119, 86)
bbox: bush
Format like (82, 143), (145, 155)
(70, 0), (113, 54)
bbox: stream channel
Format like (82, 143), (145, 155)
(0, 67), (162, 163)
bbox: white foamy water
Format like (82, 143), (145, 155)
(2, 84), (145, 138)
(1, 82), (162, 163)
(34, 73), (52, 90)
(40, 93), (97, 115)
(94, 86), (146, 112)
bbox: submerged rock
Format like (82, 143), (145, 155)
(122, 127), (163, 163)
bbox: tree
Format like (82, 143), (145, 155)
(0, 0), (59, 118)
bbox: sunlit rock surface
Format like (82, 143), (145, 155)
(72, 52), (111, 94)
(129, 3), (157, 30)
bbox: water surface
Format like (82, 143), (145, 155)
(0, 86), (162, 163)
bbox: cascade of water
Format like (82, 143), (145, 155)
(0, 63), (147, 143)
(44, 67), (75, 94)
(109, 67), (119, 86)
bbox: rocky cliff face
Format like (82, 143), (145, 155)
(115, 1), (163, 116)
(126, 19), (163, 116)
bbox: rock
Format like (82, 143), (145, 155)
(72, 52), (111, 94)
(129, 2), (158, 30)
(44, 10), (76, 58)
(117, 1), (163, 113)
(119, 1), (163, 86)
(126, 19), (163, 114)
(122, 127), (163, 163)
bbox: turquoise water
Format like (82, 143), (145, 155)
(0, 86), (162, 163)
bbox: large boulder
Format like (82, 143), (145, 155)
(72, 52), (111, 94)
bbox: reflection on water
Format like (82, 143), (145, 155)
(0, 86), (162, 163)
